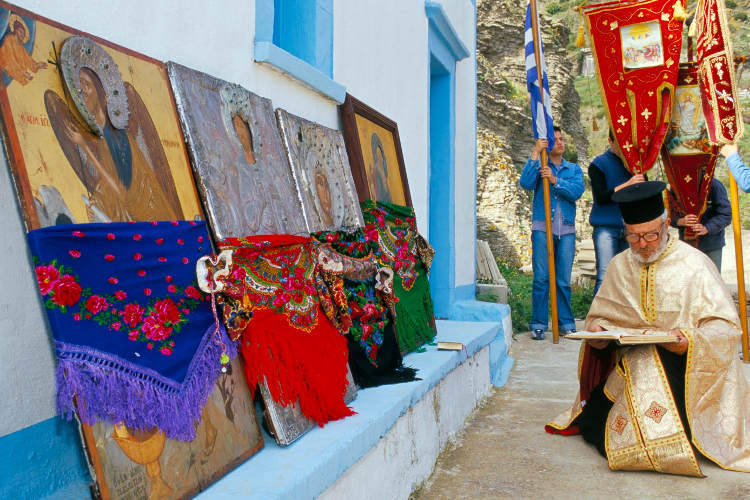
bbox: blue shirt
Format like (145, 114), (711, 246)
(520, 157), (584, 234)
(727, 152), (750, 193)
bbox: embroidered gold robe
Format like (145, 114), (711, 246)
(548, 237), (750, 476)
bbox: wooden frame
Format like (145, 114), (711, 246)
(339, 93), (412, 207)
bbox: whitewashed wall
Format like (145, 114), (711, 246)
(0, 0), (477, 436)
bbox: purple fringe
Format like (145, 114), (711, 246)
(55, 324), (238, 442)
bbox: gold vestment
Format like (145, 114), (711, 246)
(548, 237), (750, 475)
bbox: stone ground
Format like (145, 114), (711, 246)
(412, 329), (750, 499)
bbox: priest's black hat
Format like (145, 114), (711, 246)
(611, 181), (666, 224)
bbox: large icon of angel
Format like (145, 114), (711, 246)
(44, 36), (183, 222)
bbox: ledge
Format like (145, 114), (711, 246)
(197, 319), (506, 499)
(425, 2), (470, 61)
(254, 41), (346, 103)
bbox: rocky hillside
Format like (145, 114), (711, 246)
(476, 0), (590, 267)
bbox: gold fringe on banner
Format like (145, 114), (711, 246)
(673, 0), (687, 21)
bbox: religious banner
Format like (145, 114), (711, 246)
(0, 3), (203, 230)
(583, 0), (685, 173)
(276, 108), (364, 232)
(167, 62), (308, 240)
(695, 0), (745, 144)
(661, 62), (718, 240)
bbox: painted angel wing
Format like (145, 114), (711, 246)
(124, 82), (184, 219)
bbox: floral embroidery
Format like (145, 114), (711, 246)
(345, 281), (388, 362)
(611, 415), (628, 434)
(218, 237), (319, 334)
(34, 259), (205, 354)
(361, 204), (421, 290)
(645, 401), (668, 423)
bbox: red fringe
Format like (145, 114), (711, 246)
(240, 308), (355, 426)
(545, 424), (580, 436)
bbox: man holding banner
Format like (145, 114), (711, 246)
(523, 0), (584, 341)
(520, 128), (584, 340)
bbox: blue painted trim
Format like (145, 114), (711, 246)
(0, 417), (90, 499)
(428, 65), (456, 316)
(254, 0), (343, 102)
(425, 2), (470, 61)
(448, 300), (512, 386)
(197, 320), (501, 499)
(254, 41), (346, 103)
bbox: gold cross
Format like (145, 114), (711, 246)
(641, 108), (653, 120)
(684, 174), (692, 183)
(622, 141), (633, 152)
(617, 115), (628, 126)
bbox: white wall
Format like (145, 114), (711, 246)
(0, 0), (477, 436)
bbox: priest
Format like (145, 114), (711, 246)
(546, 181), (750, 476)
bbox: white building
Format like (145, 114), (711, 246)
(0, 1), (511, 497)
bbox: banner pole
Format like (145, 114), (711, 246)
(529, 0), (559, 343)
(728, 174), (749, 362)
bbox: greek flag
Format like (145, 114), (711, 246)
(525, 1), (555, 149)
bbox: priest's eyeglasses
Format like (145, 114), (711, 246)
(624, 222), (665, 244)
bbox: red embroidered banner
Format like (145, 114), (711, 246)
(696, 0), (745, 144)
(661, 63), (718, 240)
(583, 0), (685, 173)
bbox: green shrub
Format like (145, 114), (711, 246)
(735, 12), (748, 21)
(498, 260), (596, 333)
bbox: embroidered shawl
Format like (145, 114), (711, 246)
(27, 221), (234, 442)
(547, 238), (750, 475)
(312, 231), (418, 388)
(361, 200), (436, 354)
(216, 234), (354, 426)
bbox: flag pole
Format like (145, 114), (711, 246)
(728, 173), (749, 362)
(529, 0), (559, 343)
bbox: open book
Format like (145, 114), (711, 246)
(565, 331), (678, 345)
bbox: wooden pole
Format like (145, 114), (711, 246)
(728, 175), (749, 362)
(529, 0), (559, 343)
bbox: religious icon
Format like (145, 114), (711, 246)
(339, 94), (412, 206)
(621, 21), (664, 70)
(0, 11), (46, 85)
(45, 43), (183, 223)
(167, 61), (308, 240)
(276, 107), (364, 232)
(0, 4), (202, 230)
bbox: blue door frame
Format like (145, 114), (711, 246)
(426, 3), (469, 317)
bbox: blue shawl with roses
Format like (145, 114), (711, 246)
(27, 221), (235, 441)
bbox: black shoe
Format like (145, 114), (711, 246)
(531, 329), (545, 340)
(560, 328), (577, 337)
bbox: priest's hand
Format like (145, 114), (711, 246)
(587, 323), (610, 350)
(720, 143), (738, 158)
(660, 329), (688, 355)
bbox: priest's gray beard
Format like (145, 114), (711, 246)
(631, 230), (670, 264)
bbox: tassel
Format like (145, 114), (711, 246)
(673, 1), (687, 21)
(688, 13), (697, 38)
(575, 25), (586, 47)
(592, 115), (599, 131)
(575, 10), (586, 48)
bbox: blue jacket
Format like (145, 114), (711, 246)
(519, 157), (584, 225)
(727, 152), (750, 193)
(671, 178), (731, 252)
(588, 150), (631, 229)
